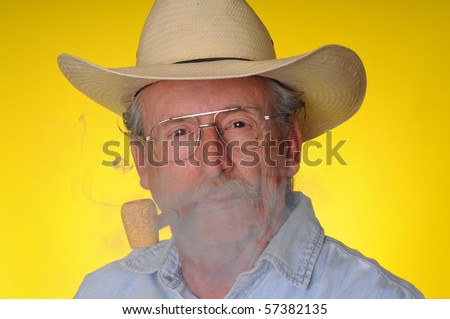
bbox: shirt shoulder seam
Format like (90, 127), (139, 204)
(323, 236), (423, 298)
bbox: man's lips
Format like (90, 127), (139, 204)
(191, 193), (245, 211)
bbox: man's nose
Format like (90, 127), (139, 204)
(195, 124), (232, 172)
(198, 124), (225, 152)
(199, 122), (220, 138)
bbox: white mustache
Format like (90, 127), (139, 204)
(177, 179), (261, 210)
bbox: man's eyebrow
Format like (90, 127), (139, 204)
(151, 103), (269, 127)
(159, 105), (244, 120)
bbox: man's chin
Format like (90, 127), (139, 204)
(173, 213), (258, 249)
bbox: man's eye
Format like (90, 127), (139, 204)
(172, 128), (187, 137)
(231, 121), (247, 129)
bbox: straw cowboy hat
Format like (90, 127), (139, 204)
(58, 0), (366, 141)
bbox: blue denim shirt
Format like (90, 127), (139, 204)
(75, 192), (423, 298)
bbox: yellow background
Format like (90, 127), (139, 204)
(1, 0), (449, 298)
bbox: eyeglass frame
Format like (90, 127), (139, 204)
(141, 105), (287, 161)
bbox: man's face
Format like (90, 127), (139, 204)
(133, 77), (301, 249)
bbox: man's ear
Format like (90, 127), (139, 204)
(130, 138), (150, 190)
(284, 115), (302, 177)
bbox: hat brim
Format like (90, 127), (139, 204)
(57, 44), (366, 141)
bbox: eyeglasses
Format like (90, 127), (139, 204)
(144, 106), (286, 163)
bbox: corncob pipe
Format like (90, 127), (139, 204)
(121, 199), (175, 248)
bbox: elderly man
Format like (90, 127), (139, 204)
(58, 0), (423, 298)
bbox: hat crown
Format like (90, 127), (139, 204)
(137, 0), (276, 65)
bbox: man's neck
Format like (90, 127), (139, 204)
(172, 193), (290, 298)
(176, 228), (274, 298)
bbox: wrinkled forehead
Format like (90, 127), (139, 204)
(138, 76), (276, 127)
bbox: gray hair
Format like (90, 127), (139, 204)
(268, 79), (306, 132)
(123, 90), (145, 138)
(267, 79), (305, 198)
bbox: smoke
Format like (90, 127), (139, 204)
(175, 178), (262, 212)
(165, 174), (289, 298)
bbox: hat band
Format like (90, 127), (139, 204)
(175, 57), (251, 64)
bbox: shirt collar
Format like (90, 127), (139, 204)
(257, 192), (325, 290)
(120, 239), (175, 274)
